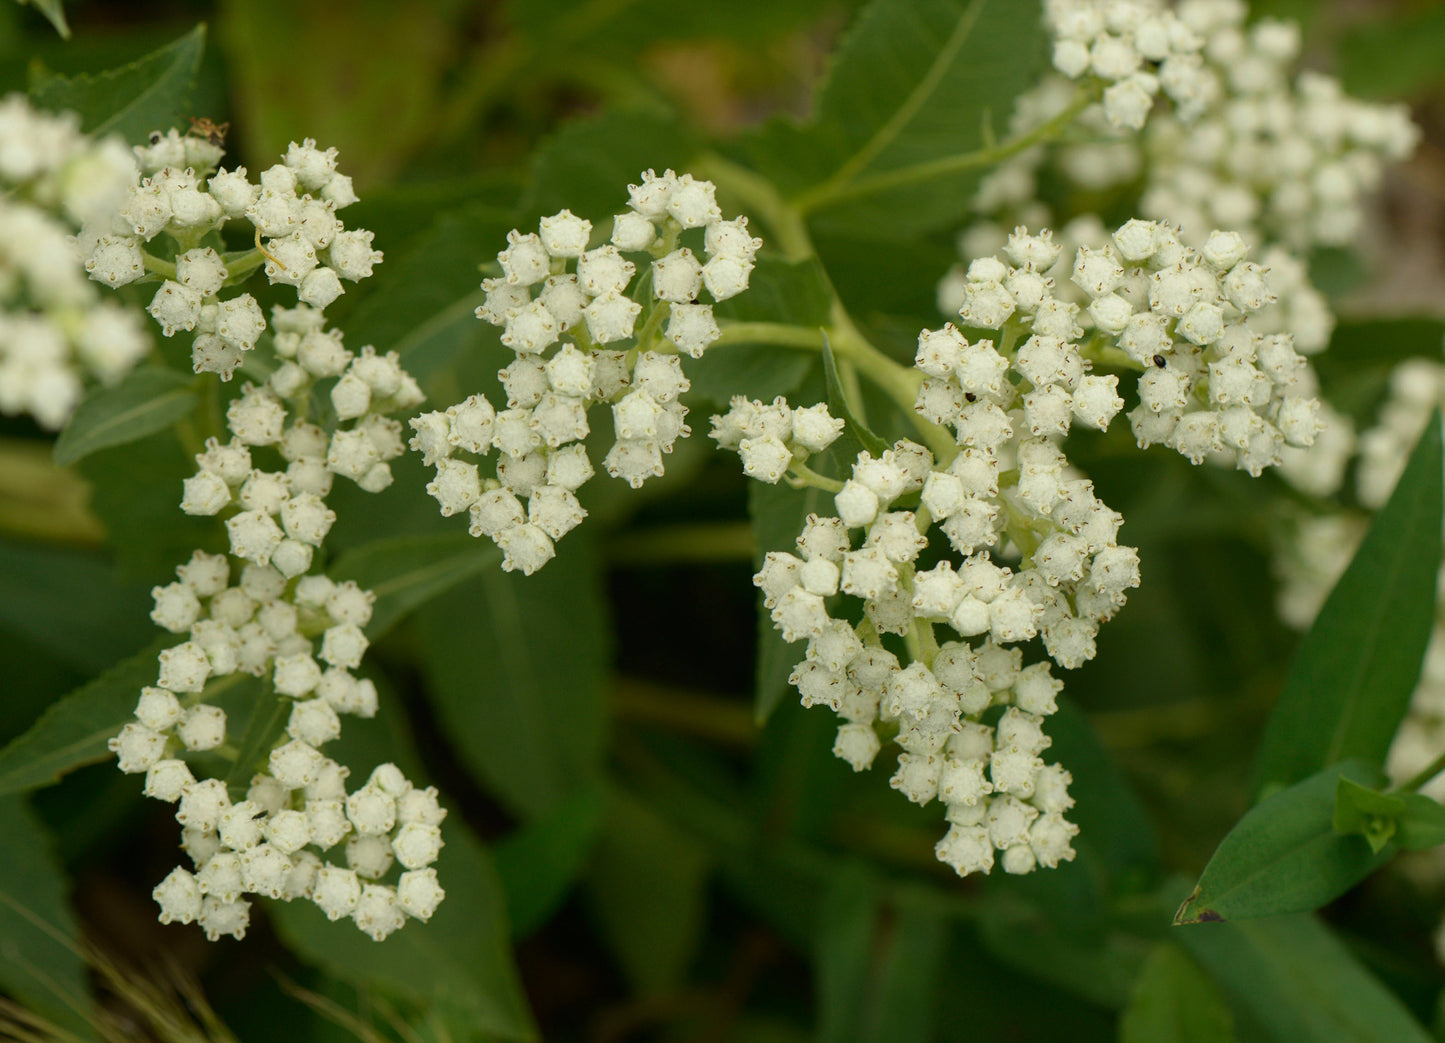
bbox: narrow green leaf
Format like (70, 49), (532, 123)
(585, 789), (712, 995)
(53, 367), (198, 466)
(858, 892), (948, 1043)
(1393, 792), (1445, 851)
(742, 0), (1047, 235)
(1178, 914), (1434, 1043)
(0, 797), (91, 1037)
(18, 0), (69, 38)
(815, 861), (878, 1043)
(822, 333), (889, 459)
(331, 531), (500, 640)
(1120, 942), (1236, 1043)
(1252, 412), (1443, 798)
(412, 534), (609, 819)
(269, 822), (537, 1042)
(30, 24), (205, 142)
(494, 784), (606, 938)
(0, 636), (169, 798)
(1176, 761), (1390, 925)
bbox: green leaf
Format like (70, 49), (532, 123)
(857, 891), (948, 1043)
(742, 0), (1047, 236)
(584, 787), (711, 995)
(222, 681), (285, 800)
(1252, 412), (1443, 798)
(748, 478), (833, 723)
(507, 0), (840, 52)
(269, 822), (536, 1042)
(30, 24), (205, 142)
(18, 0), (69, 38)
(336, 207), (510, 381)
(1340, 6), (1445, 99)
(0, 796), (91, 1037)
(53, 367), (198, 466)
(1175, 761), (1390, 925)
(822, 332), (889, 458)
(0, 539), (152, 673)
(1120, 942), (1236, 1043)
(525, 108), (700, 228)
(1333, 776), (1406, 854)
(412, 534), (609, 819)
(815, 861), (877, 1043)
(1395, 792), (1445, 851)
(1178, 914), (1434, 1043)
(330, 531), (500, 640)
(0, 636), (170, 798)
(494, 784), (606, 938)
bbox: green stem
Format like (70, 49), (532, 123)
(791, 82), (1101, 216)
(142, 251), (176, 280)
(1400, 749), (1445, 794)
(787, 460), (844, 493)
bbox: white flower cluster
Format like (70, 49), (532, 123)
(111, 556), (445, 941)
(954, 221), (1322, 475)
(1045, 0), (1209, 129)
(109, 302), (441, 940)
(79, 131), (382, 380)
(748, 413), (1142, 874)
(710, 397), (846, 483)
(0, 94), (149, 428)
(414, 169), (762, 574)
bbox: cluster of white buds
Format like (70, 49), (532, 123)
(109, 291), (442, 939)
(709, 397), (846, 483)
(954, 221), (1322, 475)
(746, 411), (1141, 874)
(1045, 0), (1209, 129)
(79, 130), (382, 380)
(414, 169), (762, 574)
(0, 94), (149, 428)
(111, 555), (445, 941)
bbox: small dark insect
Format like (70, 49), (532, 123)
(964, 392), (977, 402)
(187, 117), (230, 148)
(148, 130), (163, 146)
(1153, 354), (1167, 368)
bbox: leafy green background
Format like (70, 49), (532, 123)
(1, 0), (1443, 1040)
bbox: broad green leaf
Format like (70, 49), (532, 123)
(822, 332), (889, 458)
(77, 429), (216, 579)
(412, 533), (609, 819)
(53, 367), (198, 466)
(222, 681), (285, 799)
(30, 24), (205, 142)
(0, 539), (152, 673)
(494, 784), (606, 938)
(748, 478), (833, 723)
(1176, 761), (1389, 925)
(269, 822), (536, 1042)
(1396, 792), (1445, 851)
(814, 861), (877, 1043)
(742, 0), (1047, 236)
(525, 108), (700, 228)
(0, 636), (169, 798)
(336, 207), (511, 381)
(584, 788), (711, 995)
(1252, 412), (1442, 798)
(1333, 776), (1405, 853)
(710, 255), (833, 329)
(1341, 6), (1445, 99)
(1120, 942), (1236, 1043)
(18, 0), (69, 38)
(0, 796), (91, 1037)
(330, 531), (500, 640)
(1178, 914), (1433, 1043)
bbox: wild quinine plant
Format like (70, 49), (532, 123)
(2, 0), (1443, 1038)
